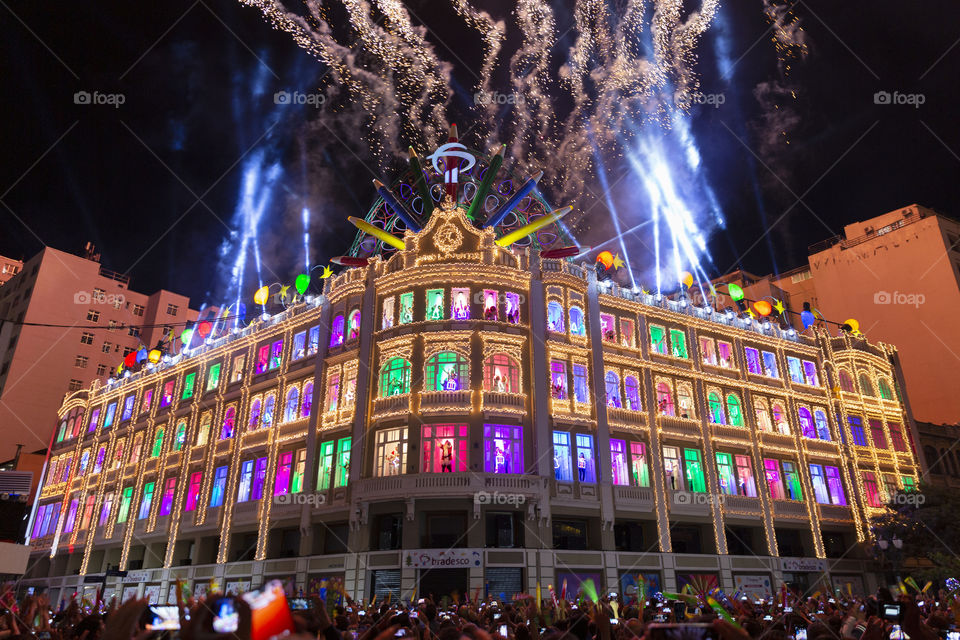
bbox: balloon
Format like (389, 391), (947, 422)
(124, 352), (137, 368)
(197, 321), (212, 338)
(295, 274), (310, 295)
(727, 283), (744, 301)
(596, 251), (614, 270)
(753, 300), (773, 317)
(680, 271), (694, 289)
(136, 348), (148, 364)
(844, 318), (860, 333)
(800, 310), (816, 330)
(180, 328), (194, 348)
(253, 285), (269, 306)
(148, 349), (162, 364)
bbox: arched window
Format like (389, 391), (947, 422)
(677, 383), (695, 419)
(284, 387), (300, 422)
(814, 410), (830, 441)
(329, 315), (344, 347)
(151, 429), (164, 457)
(656, 382), (675, 416)
(197, 416), (211, 446)
(859, 373), (874, 396)
(726, 394), (743, 426)
(129, 433), (143, 466)
(772, 403), (789, 434)
(569, 307), (586, 336)
(301, 382), (314, 418)
(174, 421), (187, 451)
(708, 391), (725, 424)
(798, 407), (815, 438)
(484, 354), (520, 393)
(347, 310), (361, 340)
(426, 351), (469, 391)
(547, 301), (565, 333)
(262, 395), (275, 426)
(755, 398), (772, 432)
(624, 376), (641, 411)
(838, 369), (855, 392)
(248, 399), (261, 429)
(605, 371), (622, 408)
(221, 407), (236, 439)
(878, 378), (893, 400)
(380, 358), (411, 397)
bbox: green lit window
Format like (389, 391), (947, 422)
(426, 289), (444, 320)
(669, 329), (688, 358)
(182, 373), (196, 400)
(683, 448), (706, 493)
(783, 461), (803, 501)
(901, 476), (916, 492)
(379, 358), (411, 397)
(878, 378), (894, 400)
(726, 394), (743, 426)
(117, 486), (133, 523)
(399, 292), (414, 324)
(206, 364), (221, 391)
(317, 441), (334, 490)
(426, 351), (469, 391)
(334, 438), (351, 488)
(707, 392), (725, 424)
(292, 449), (306, 493)
(649, 325), (667, 355)
(151, 428), (164, 457)
(715, 452), (737, 496)
(174, 422), (187, 451)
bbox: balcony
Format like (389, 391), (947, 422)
(606, 407), (646, 429)
(759, 432), (795, 448)
(372, 394), (411, 418)
(666, 489), (712, 517)
(722, 495), (763, 516)
(613, 485), (655, 512)
(353, 473), (541, 502)
(772, 500), (808, 519)
(804, 439), (839, 455)
(481, 392), (526, 416)
(419, 390), (474, 414)
(817, 503), (854, 522)
(658, 416), (702, 440)
(711, 424), (751, 442)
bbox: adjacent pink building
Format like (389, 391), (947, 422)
(0, 255), (23, 287)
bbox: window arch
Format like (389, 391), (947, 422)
(248, 398), (261, 429)
(569, 306), (586, 336)
(707, 391), (725, 424)
(838, 369), (855, 392)
(484, 354), (520, 393)
(174, 421), (187, 451)
(624, 376), (641, 411)
(301, 381), (314, 418)
(151, 428), (164, 457)
(656, 382), (675, 416)
(878, 378), (893, 400)
(677, 382), (695, 419)
(426, 351), (469, 391)
(347, 309), (361, 340)
(755, 398), (772, 432)
(380, 358), (412, 397)
(798, 407), (815, 438)
(814, 410), (830, 441)
(858, 373), (874, 396)
(604, 371), (622, 408)
(262, 395), (276, 426)
(547, 301), (565, 333)
(195, 415), (211, 446)
(221, 407), (236, 439)
(726, 394), (743, 426)
(771, 402), (789, 434)
(329, 315), (344, 347)
(284, 387), (300, 422)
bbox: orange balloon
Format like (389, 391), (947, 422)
(753, 300), (773, 317)
(597, 251), (614, 270)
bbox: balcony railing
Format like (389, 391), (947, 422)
(613, 485), (655, 511)
(772, 500), (808, 518)
(419, 390), (473, 413)
(481, 392), (526, 414)
(723, 495), (763, 514)
(372, 394), (411, 417)
(658, 416), (702, 438)
(817, 503), (854, 522)
(607, 407), (646, 428)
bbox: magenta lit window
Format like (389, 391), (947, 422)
(764, 459), (785, 500)
(610, 439), (629, 486)
(550, 361), (567, 400)
(141, 389), (153, 414)
(160, 381), (175, 408)
(185, 472), (202, 511)
(221, 406), (236, 439)
(255, 345), (270, 374)
(483, 424), (522, 473)
(275, 452), (293, 495)
(329, 315), (344, 347)
(422, 424), (468, 473)
(159, 477), (176, 516)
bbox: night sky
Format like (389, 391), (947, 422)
(1, 1), (959, 306)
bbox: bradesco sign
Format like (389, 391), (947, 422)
(403, 549), (482, 569)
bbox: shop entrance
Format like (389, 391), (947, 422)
(418, 568), (469, 602)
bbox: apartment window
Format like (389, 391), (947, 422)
(553, 432), (573, 482)
(210, 466), (228, 507)
(292, 449), (306, 493)
(160, 380), (175, 408)
(862, 471), (883, 507)
(610, 439), (629, 486)
(505, 292), (520, 324)
(700, 337), (716, 365)
(138, 482), (155, 520)
(546, 301), (564, 332)
(764, 459), (785, 500)
(425, 351), (468, 391)
(484, 354), (520, 393)
(787, 357), (804, 384)
(663, 446), (682, 490)
(572, 364), (589, 403)
(717, 341), (733, 367)
(251, 457), (268, 500)
(427, 289), (445, 321)
(450, 288), (469, 320)
(275, 451), (294, 495)
(121, 395), (135, 421)
(132, 304), (145, 317)
(80, 332), (94, 345)
(575, 434), (596, 483)
(380, 358), (411, 397)
(166, 303), (178, 315)
(117, 487), (133, 523)
(86, 309), (100, 322)
(762, 351), (779, 378)
(869, 419), (888, 449)
(422, 424), (468, 473)
(92, 288), (105, 300)
(604, 371), (621, 408)
(107, 320), (118, 331)
(716, 452), (737, 495)
(74, 355), (89, 368)
(889, 423), (907, 452)
(141, 388), (153, 413)
(624, 375), (641, 411)
(619, 318), (635, 348)
(68, 379), (83, 391)
(185, 472), (202, 511)
(656, 382), (674, 416)
(174, 422), (187, 450)
(771, 402), (790, 434)
(182, 372), (196, 399)
(375, 428), (408, 476)
(599, 313), (615, 342)
(96, 364), (108, 376)
(782, 462), (803, 500)
(809, 464), (830, 504)
(334, 438), (351, 488)
(735, 455), (758, 497)
(847, 415), (867, 446)
(798, 407), (816, 438)
(814, 410), (831, 441)
(128, 326), (140, 338)
(101, 341), (112, 353)
(631, 442), (650, 487)
(283, 387), (300, 422)
(707, 391), (724, 424)
(317, 441), (335, 490)
(232, 355), (245, 382)
(292, 331), (307, 359)
(151, 428), (164, 457)
(159, 478), (176, 516)
(269, 339), (283, 370)
(683, 448), (707, 492)
(399, 292), (414, 324)
(206, 363), (221, 391)
(802, 361), (819, 386)
(103, 402), (117, 429)
(550, 361), (567, 400)
(307, 327), (320, 356)
(669, 329), (688, 358)
(568, 305), (585, 335)
(553, 519), (588, 550)
(381, 298), (395, 329)
(744, 348), (762, 375)
(484, 424), (522, 473)
(649, 325), (668, 354)
(902, 476), (916, 493)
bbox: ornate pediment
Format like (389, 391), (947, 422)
(413, 197), (495, 264)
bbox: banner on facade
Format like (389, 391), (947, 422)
(781, 558), (826, 572)
(403, 549), (482, 569)
(733, 574), (773, 598)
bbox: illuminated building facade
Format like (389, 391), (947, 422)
(23, 201), (921, 602)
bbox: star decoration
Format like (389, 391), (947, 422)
(321, 265), (333, 279)
(612, 253), (625, 269)
(746, 309), (756, 319)
(280, 285), (290, 300)
(773, 299), (785, 315)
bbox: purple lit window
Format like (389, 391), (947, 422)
(798, 407), (816, 438)
(505, 292), (520, 324)
(248, 399), (261, 429)
(803, 361), (818, 385)
(451, 288), (470, 320)
(625, 376), (641, 411)
(269, 339), (283, 370)
(221, 406), (236, 439)
(744, 348), (762, 375)
(141, 389), (153, 414)
(330, 315), (344, 347)
(825, 466), (847, 505)
(301, 382), (313, 418)
(764, 459), (785, 500)
(160, 478), (176, 516)
(569, 306), (586, 336)
(64, 498), (79, 534)
(87, 408), (100, 433)
(251, 457), (268, 500)
(262, 395), (275, 425)
(547, 301), (565, 333)
(185, 472), (202, 511)
(160, 381), (174, 408)
(327, 373), (341, 412)
(121, 395), (135, 422)
(483, 289), (498, 321)
(484, 424), (522, 473)
(275, 452), (293, 495)
(550, 361), (567, 400)
(94, 447), (105, 474)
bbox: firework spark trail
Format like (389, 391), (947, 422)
(450, 0), (506, 134)
(506, 0), (557, 166)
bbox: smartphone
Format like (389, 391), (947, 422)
(242, 581), (296, 640)
(211, 598), (238, 634)
(289, 598), (310, 610)
(418, 599), (425, 605)
(784, 607), (793, 613)
(883, 604), (902, 622)
(609, 618), (618, 625)
(946, 631), (959, 640)
(493, 613), (501, 620)
(795, 629), (808, 640)
(347, 607), (353, 613)
(359, 611), (366, 617)
(828, 598), (836, 604)
(410, 612), (418, 619)
(763, 615), (773, 621)
(498, 624), (508, 636)
(648, 623), (717, 640)
(395, 629), (409, 637)
(147, 605), (181, 631)
(889, 625), (903, 640)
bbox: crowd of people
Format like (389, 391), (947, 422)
(0, 584), (956, 640)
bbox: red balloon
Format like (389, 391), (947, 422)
(197, 321), (212, 338)
(597, 251), (614, 270)
(124, 352), (137, 368)
(753, 300), (773, 317)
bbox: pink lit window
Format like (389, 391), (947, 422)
(275, 452), (293, 495)
(764, 459), (785, 500)
(862, 471), (883, 507)
(160, 381), (175, 408)
(482, 289), (498, 321)
(656, 382), (675, 416)
(422, 425), (468, 473)
(185, 472), (202, 512)
(255, 345), (270, 374)
(141, 389), (153, 414)
(160, 477), (176, 516)
(87, 408), (100, 434)
(600, 313), (615, 342)
(550, 361), (567, 400)
(619, 318), (635, 347)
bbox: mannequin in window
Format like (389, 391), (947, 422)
(440, 440), (453, 472)
(484, 293), (498, 321)
(430, 299), (443, 320)
(495, 444), (507, 473)
(453, 292), (469, 320)
(400, 301), (413, 324)
(493, 372), (506, 393)
(386, 448), (400, 475)
(506, 298), (519, 324)
(577, 452), (587, 481)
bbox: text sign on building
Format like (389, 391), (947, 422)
(403, 549), (482, 569)
(781, 558), (826, 572)
(122, 571), (151, 583)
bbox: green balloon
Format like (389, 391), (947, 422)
(295, 273), (310, 295)
(728, 283), (744, 301)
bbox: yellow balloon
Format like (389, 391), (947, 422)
(148, 349), (162, 364)
(680, 271), (694, 288)
(253, 285), (269, 306)
(844, 318), (860, 333)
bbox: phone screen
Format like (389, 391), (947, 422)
(498, 624), (508, 636)
(147, 605), (181, 631)
(946, 631), (959, 640)
(795, 629), (808, 640)
(242, 581), (295, 640)
(212, 599), (238, 634)
(883, 604), (901, 621)
(889, 625), (903, 640)
(289, 598), (310, 610)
